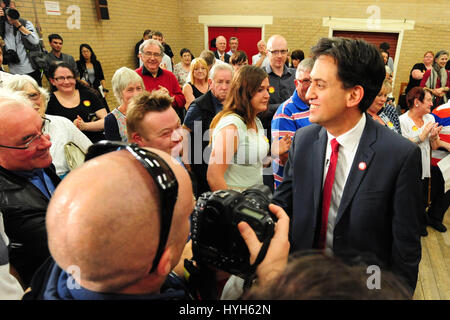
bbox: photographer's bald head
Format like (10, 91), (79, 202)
(46, 148), (194, 294)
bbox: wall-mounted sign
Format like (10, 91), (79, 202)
(44, 1), (61, 15)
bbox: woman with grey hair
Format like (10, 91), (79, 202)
(104, 67), (144, 141)
(3, 74), (92, 178)
(420, 50), (450, 108)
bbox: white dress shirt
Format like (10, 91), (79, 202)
(323, 113), (367, 252)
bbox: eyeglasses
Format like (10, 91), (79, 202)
(0, 117), (50, 150)
(297, 78), (311, 87)
(53, 75), (76, 82)
(27, 91), (41, 100)
(142, 51), (162, 58)
(269, 49), (288, 56)
(84, 141), (178, 273)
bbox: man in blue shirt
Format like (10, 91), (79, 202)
(0, 89), (59, 286)
(271, 58), (314, 189)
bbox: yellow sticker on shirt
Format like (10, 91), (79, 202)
(387, 121), (393, 128)
(412, 125), (418, 131)
(83, 100), (91, 107)
(264, 136), (269, 143)
(269, 86), (275, 94)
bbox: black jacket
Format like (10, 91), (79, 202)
(185, 90), (221, 198)
(0, 165), (60, 286)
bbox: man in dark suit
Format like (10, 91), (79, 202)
(272, 37), (422, 294)
(182, 63), (233, 197)
(214, 35), (230, 63)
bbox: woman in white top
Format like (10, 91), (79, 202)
(399, 86), (442, 236)
(207, 65), (270, 191)
(3, 75), (92, 178)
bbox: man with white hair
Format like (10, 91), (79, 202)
(252, 40), (269, 69)
(0, 88), (59, 287)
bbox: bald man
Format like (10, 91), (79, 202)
(24, 145), (290, 300)
(214, 35), (230, 63)
(0, 89), (59, 287)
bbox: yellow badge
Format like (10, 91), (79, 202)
(387, 122), (393, 128)
(269, 86), (275, 94)
(83, 100), (91, 107)
(264, 136), (269, 143)
(412, 126), (418, 131)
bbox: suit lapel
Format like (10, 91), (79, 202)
(313, 127), (328, 217)
(335, 116), (377, 225)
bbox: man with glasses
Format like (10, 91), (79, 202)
(271, 58), (314, 189)
(136, 39), (185, 121)
(261, 34), (296, 191)
(23, 143), (290, 300)
(0, 89), (59, 287)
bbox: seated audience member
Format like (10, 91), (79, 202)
(104, 67), (144, 142)
(0, 46), (13, 86)
(405, 51), (434, 95)
(244, 252), (412, 300)
(46, 62), (107, 143)
(271, 58), (314, 189)
(207, 65), (270, 192)
(182, 58), (209, 110)
(0, 88), (59, 287)
(429, 101), (450, 232)
(3, 75), (92, 177)
(127, 90), (183, 161)
(400, 87), (444, 236)
(366, 79), (401, 134)
(23, 144), (290, 300)
(136, 39), (185, 122)
(76, 43), (110, 112)
(289, 49), (304, 69)
(182, 63), (234, 198)
(230, 50), (248, 72)
(173, 48), (193, 87)
(421, 50), (450, 108)
(0, 210), (24, 299)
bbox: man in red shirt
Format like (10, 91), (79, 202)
(135, 39), (185, 120)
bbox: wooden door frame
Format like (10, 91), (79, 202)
(198, 15), (273, 51)
(323, 17), (415, 91)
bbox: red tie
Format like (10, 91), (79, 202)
(319, 138), (340, 249)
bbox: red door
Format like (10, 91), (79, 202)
(208, 27), (262, 62)
(333, 31), (399, 60)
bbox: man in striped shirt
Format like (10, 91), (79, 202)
(271, 58), (314, 189)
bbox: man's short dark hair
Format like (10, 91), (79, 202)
(48, 34), (63, 42)
(152, 31), (163, 38)
(311, 37), (386, 113)
(143, 29), (152, 37)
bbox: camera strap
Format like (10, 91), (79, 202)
(244, 236), (272, 289)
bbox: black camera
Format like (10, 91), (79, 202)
(190, 184), (275, 277)
(3, 48), (20, 64)
(2, 0), (20, 20)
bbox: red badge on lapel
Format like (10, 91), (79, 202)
(358, 162), (367, 171)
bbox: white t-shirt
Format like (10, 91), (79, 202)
(399, 111), (435, 179)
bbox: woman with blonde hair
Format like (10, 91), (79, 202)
(207, 65), (270, 191)
(182, 57), (209, 110)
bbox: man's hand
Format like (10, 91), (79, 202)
(238, 204), (290, 285)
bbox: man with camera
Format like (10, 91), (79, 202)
(23, 143), (289, 300)
(0, 1), (41, 85)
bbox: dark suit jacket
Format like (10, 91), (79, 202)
(214, 51), (230, 63)
(272, 115), (422, 292)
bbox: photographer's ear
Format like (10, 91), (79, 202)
(154, 248), (172, 276)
